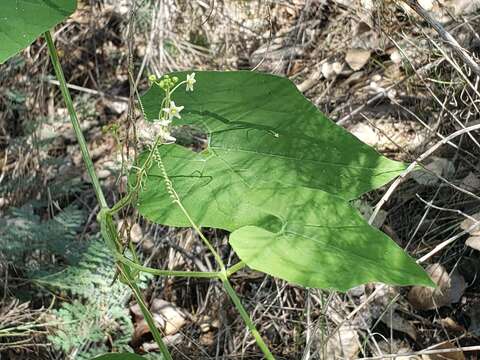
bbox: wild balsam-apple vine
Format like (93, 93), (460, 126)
(134, 71), (434, 291)
(1, 1), (433, 359)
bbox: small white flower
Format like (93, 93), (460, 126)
(156, 119), (171, 126)
(163, 101), (184, 120)
(137, 120), (176, 144)
(186, 72), (196, 91)
(161, 131), (176, 143)
(155, 125), (176, 143)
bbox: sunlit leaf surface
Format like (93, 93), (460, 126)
(0, 0), (77, 64)
(133, 71), (433, 291)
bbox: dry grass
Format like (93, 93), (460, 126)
(1, 0), (480, 359)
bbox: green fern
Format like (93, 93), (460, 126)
(0, 205), (86, 272)
(39, 235), (150, 359)
(48, 299), (133, 360)
(36, 236), (115, 296)
(0, 203), (143, 358)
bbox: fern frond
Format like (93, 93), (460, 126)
(39, 235), (150, 358)
(0, 205), (86, 272)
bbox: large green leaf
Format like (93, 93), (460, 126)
(134, 71), (433, 290)
(92, 353), (144, 360)
(0, 0), (77, 64)
(142, 72), (407, 200)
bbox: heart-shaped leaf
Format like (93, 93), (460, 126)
(133, 71), (433, 290)
(0, 0), (77, 64)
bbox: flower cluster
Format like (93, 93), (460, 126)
(139, 72), (196, 145)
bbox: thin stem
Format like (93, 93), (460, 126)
(118, 266), (172, 360)
(109, 138), (161, 214)
(44, 31), (107, 209)
(173, 198), (226, 271)
(152, 147), (226, 271)
(170, 80), (187, 94)
(117, 254), (221, 278)
(99, 210), (173, 360)
(226, 261), (246, 277)
(219, 274), (275, 360)
(45, 31), (172, 359)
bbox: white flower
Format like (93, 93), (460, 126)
(152, 122), (176, 144)
(161, 131), (176, 143)
(156, 119), (171, 126)
(186, 72), (196, 91)
(163, 101), (184, 120)
(137, 120), (176, 144)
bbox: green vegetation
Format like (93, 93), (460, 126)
(0, 1), (434, 359)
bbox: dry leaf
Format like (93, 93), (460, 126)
(373, 339), (414, 360)
(345, 48), (371, 71)
(130, 223), (143, 243)
(150, 299), (187, 335)
(349, 120), (428, 153)
(439, 317), (465, 333)
(321, 62), (336, 79)
(198, 315), (220, 333)
(130, 299), (188, 346)
(460, 213), (480, 236)
(411, 157), (455, 186)
(351, 21), (379, 49)
(380, 311), (417, 340)
(142, 334), (183, 352)
(390, 50), (403, 64)
(350, 123), (379, 147)
(326, 324), (360, 360)
(421, 342), (465, 360)
(466, 236), (480, 251)
(332, 62), (344, 75)
(461, 172), (480, 191)
(408, 264), (466, 310)
(418, 0), (434, 11)
(141, 237), (154, 252)
(103, 99), (128, 115)
(199, 331), (215, 347)
(117, 219), (143, 243)
(460, 214), (480, 250)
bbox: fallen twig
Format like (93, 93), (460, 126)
(402, 0), (480, 76)
(369, 123), (480, 225)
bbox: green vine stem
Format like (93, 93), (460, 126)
(225, 261), (246, 277)
(151, 147), (276, 360)
(219, 274), (275, 360)
(44, 30), (173, 360)
(44, 31), (107, 209)
(98, 209), (172, 359)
